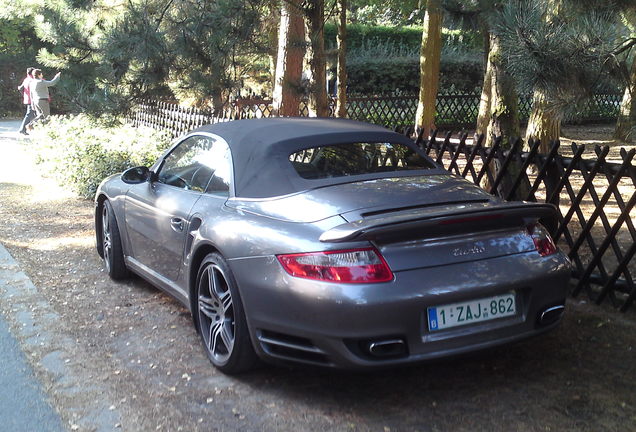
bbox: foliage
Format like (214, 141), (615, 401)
(0, 54), (33, 116)
(492, 0), (628, 114)
(322, 19), (485, 96)
(346, 0), (421, 26)
(0, 17), (40, 54)
(324, 22), (482, 51)
(164, 0), (263, 110)
(30, 114), (172, 198)
(0, 0), (265, 115)
(0, 16), (49, 116)
(343, 43), (483, 95)
(325, 23), (423, 50)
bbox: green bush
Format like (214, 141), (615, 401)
(31, 114), (172, 198)
(324, 23), (482, 52)
(323, 23), (485, 96)
(344, 46), (483, 95)
(325, 23), (423, 51)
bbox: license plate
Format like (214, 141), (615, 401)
(427, 293), (516, 331)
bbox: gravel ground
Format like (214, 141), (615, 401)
(0, 121), (635, 431)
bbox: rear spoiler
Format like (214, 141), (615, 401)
(320, 202), (558, 243)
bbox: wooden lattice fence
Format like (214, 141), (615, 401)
(417, 131), (636, 312)
(127, 92), (622, 136)
(128, 101), (233, 138)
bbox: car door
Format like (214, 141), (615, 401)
(124, 135), (216, 282)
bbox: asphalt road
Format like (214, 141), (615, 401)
(0, 290), (64, 432)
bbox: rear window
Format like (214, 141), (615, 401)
(289, 142), (436, 179)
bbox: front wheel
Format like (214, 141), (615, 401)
(195, 253), (258, 374)
(101, 200), (129, 280)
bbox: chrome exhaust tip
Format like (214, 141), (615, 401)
(539, 305), (565, 326)
(367, 339), (407, 358)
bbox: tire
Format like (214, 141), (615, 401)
(101, 200), (129, 280)
(195, 253), (258, 374)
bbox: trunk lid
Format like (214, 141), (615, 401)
(228, 174), (495, 223)
(228, 174), (557, 270)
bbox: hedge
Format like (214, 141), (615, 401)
(343, 50), (483, 95)
(324, 23), (483, 52)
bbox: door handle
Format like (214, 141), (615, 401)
(170, 217), (184, 232)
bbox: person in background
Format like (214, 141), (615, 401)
(27, 69), (61, 129)
(17, 67), (35, 135)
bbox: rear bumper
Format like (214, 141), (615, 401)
(229, 251), (571, 369)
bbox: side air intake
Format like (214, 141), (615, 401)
(257, 330), (331, 366)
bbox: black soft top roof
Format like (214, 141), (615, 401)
(191, 117), (439, 198)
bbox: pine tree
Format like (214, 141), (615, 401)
(2, 0), (265, 114)
(614, 9), (636, 142)
(494, 0), (627, 150)
(615, 53), (636, 142)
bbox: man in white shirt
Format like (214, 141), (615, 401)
(27, 69), (61, 129)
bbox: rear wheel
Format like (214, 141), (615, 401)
(195, 253), (257, 374)
(101, 200), (129, 280)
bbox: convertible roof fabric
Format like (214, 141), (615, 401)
(191, 117), (438, 198)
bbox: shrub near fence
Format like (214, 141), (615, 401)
(417, 131), (636, 312)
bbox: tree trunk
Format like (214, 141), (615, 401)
(524, 0), (563, 150)
(272, 0), (305, 117)
(335, 0), (347, 118)
(303, 0), (329, 117)
(266, 1), (281, 92)
(525, 90), (562, 205)
(485, 33), (528, 201)
(525, 89), (562, 152)
(211, 88), (226, 117)
(414, 0), (442, 136)
(475, 28), (491, 139)
(486, 33), (520, 147)
(614, 54), (636, 142)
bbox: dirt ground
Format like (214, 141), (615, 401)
(0, 123), (635, 431)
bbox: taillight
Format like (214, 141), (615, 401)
(528, 223), (557, 256)
(277, 248), (393, 283)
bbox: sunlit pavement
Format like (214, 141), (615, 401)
(0, 120), (34, 185)
(0, 119), (24, 138)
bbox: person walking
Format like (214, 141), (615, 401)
(27, 69), (61, 129)
(17, 67), (35, 135)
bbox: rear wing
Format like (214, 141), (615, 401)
(320, 202), (558, 243)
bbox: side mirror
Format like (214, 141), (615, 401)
(121, 166), (151, 184)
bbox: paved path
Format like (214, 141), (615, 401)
(1, 119), (23, 134)
(0, 120), (65, 431)
(0, 120), (43, 183)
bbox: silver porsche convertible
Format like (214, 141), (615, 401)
(95, 118), (571, 373)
